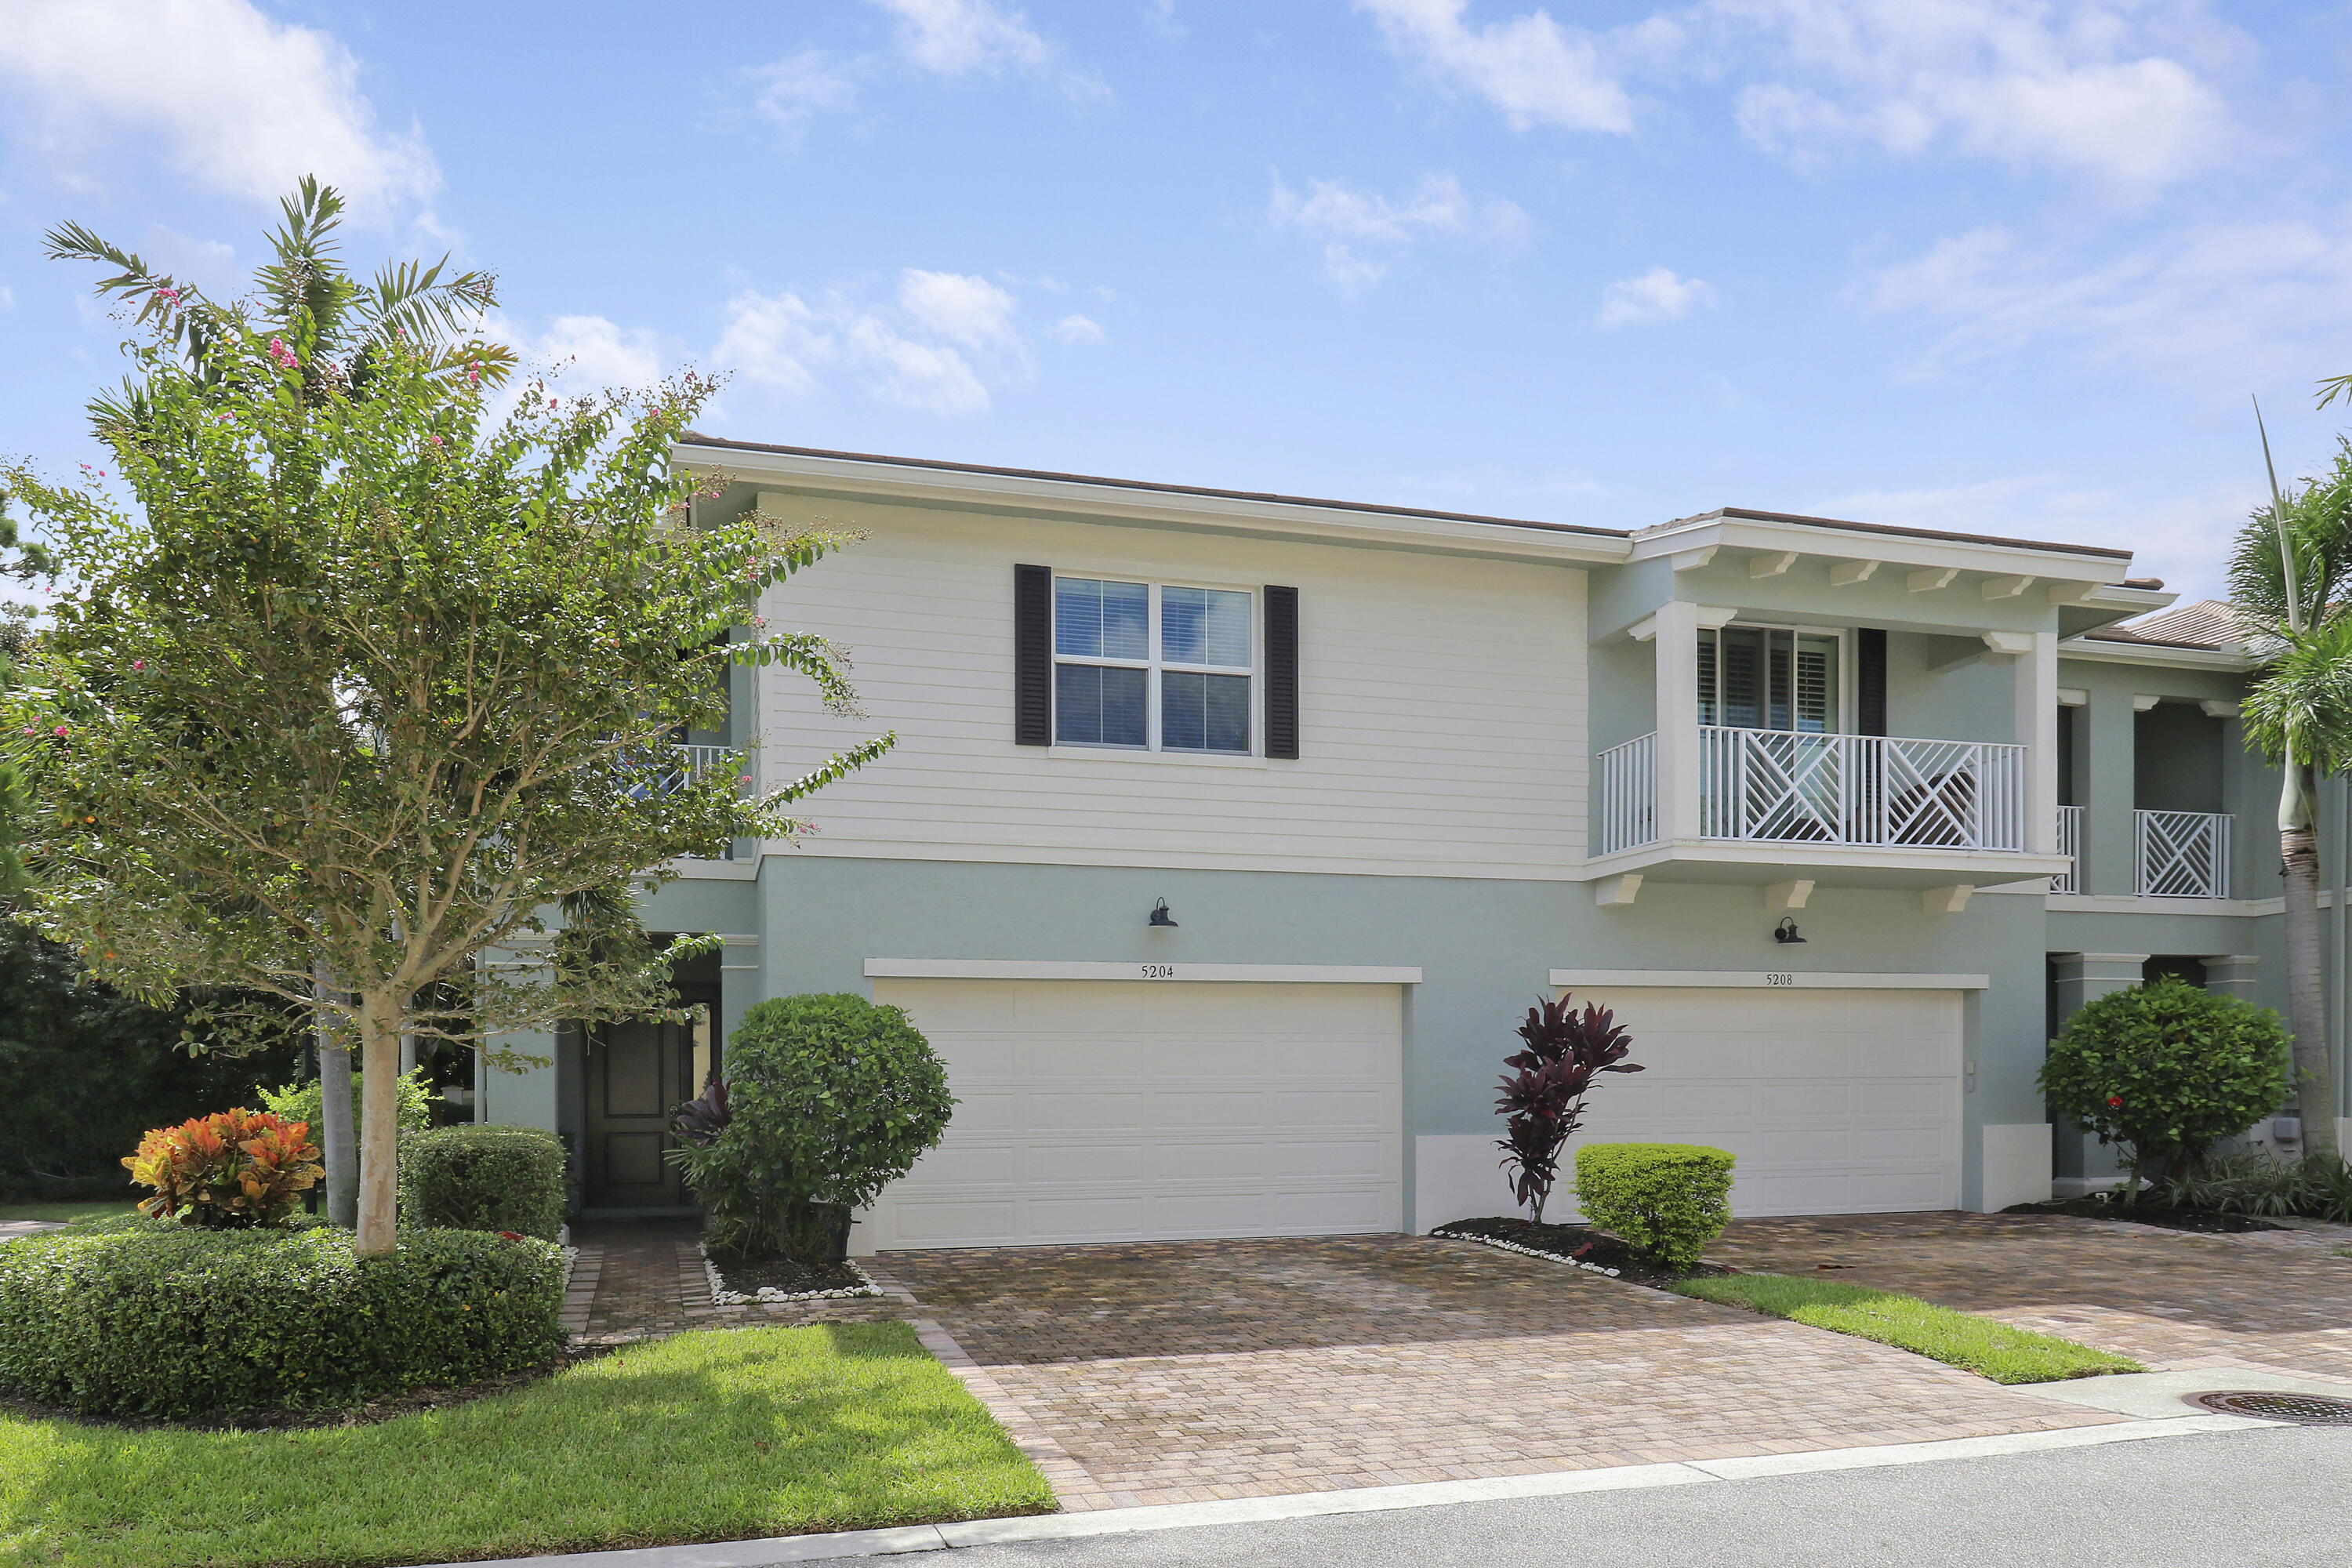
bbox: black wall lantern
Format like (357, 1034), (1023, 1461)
(1148, 898), (1179, 928)
(1773, 916), (1806, 944)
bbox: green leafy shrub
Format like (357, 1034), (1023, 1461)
(2158, 1148), (2352, 1222)
(260, 1067), (436, 1135)
(0, 1215), (564, 1416)
(1573, 1142), (1736, 1269)
(673, 993), (954, 1261)
(121, 1107), (321, 1228)
(399, 1125), (568, 1241)
(2040, 976), (2293, 1189)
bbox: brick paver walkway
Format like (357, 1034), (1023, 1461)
(877, 1235), (2124, 1509)
(1711, 1210), (2352, 1381)
(568, 1218), (909, 1345)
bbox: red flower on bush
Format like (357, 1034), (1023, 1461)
(2107, 1096), (2124, 1109)
(498, 1230), (524, 1241)
(122, 1108), (323, 1229)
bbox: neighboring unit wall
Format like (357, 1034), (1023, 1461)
(742, 488), (1590, 879)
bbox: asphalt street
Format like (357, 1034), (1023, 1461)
(865, 1427), (2351, 1568)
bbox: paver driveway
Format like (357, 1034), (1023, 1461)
(1711, 1211), (2352, 1381)
(874, 1236), (2122, 1510)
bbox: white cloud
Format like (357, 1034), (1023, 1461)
(0, 286), (16, 310)
(530, 315), (664, 390)
(1598, 265), (1719, 327)
(898, 269), (1018, 347)
(712, 292), (833, 397)
(1820, 473), (2245, 601)
(711, 270), (1035, 416)
(746, 49), (862, 140)
(869, 0), (1052, 77)
(1715, 0), (2240, 186)
(1051, 313), (1106, 345)
(1353, 0), (1639, 135)
(1269, 172), (1527, 287)
(0, 0), (437, 213)
(1862, 215), (2352, 389)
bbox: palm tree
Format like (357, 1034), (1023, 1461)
(44, 176), (516, 431)
(41, 178), (518, 1225)
(2230, 421), (2352, 1167)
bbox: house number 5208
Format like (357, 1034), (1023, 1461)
(1763, 972), (1795, 986)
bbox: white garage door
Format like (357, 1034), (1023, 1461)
(864, 978), (1403, 1248)
(1559, 985), (1962, 1216)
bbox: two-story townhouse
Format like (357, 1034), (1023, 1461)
(466, 437), (2352, 1247)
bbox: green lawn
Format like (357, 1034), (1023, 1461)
(0, 1203), (136, 1226)
(1674, 1273), (2143, 1385)
(0, 1323), (1054, 1568)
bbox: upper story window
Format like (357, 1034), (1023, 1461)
(1698, 626), (1841, 733)
(1054, 577), (1253, 753)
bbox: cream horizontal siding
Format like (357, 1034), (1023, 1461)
(752, 496), (1586, 878)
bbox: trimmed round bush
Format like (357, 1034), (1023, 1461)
(673, 993), (953, 1261)
(0, 1216), (564, 1417)
(399, 1124), (568, 1241)
(1573, 1142), (1736, 1268)
(2039, 975), (2292, 1184)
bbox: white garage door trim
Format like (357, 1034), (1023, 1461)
(861, 975), (1406, 1250)
(867, 959), (1423, 984)
(1552, 969), (1987, 989)
(1549, 981), (1966, 1217)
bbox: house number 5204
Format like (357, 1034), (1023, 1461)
(1141, 964), (1177, 980)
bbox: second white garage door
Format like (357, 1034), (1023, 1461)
(1558, 985), (1964, 1216)
(862, 978), (1404, 1249)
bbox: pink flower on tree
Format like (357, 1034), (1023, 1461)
(267, 337), (300, 370)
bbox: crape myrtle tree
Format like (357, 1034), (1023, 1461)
(2, 196), (890, 1257)
(41, 180), (519, 1223)
(2230, 429), (2352, 1167)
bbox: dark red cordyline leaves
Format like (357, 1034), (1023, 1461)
(1494, 994), (1642, 1221)
(673, 1079), (731, 1146)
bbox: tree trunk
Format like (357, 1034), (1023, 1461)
(316, 963), (358, 1229)
(2283, 800), (2343, 1166)
(354, 992), (404, 1257)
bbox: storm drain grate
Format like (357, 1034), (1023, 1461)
(2188, 1390), (2352, 1425)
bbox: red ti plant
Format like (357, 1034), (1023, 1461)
(1495, 995), (1641, 1222)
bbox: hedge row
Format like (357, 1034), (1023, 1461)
(0, 1216), (565, 1417)
(400, 1124), (567, 1242)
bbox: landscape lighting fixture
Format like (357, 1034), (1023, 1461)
(1148, 898), (1178, 928)
(1773, 917), (1806, 944)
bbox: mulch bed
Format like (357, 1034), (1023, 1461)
(2003, 1197), (2285, 1234)
(706, 1252), (871, 1298)
(0, 1352), (597, 1432)
(1431, 1216), (1730, 1290)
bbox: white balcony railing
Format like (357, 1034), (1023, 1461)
(2054, 805), (2083, 894)
(628, 742), (739, 798)
(1595, 732), (1659, 855)
(2136, 808), (2230, 898)
(1597, 728), (2030, 854)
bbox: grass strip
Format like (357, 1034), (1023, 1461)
(0, 1323), (1053, 1568)
(1673, 1273), (2143, 1385)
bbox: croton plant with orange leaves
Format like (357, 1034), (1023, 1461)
(122, 1107), (324, 1228)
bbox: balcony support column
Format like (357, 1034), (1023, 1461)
(1653, 600), (1703, 842)
(2013, 630), (2060, 856)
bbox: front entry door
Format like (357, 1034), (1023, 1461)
(585, 1018), (695, 1209)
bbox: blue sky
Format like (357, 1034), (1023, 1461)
(3, 0), (2350, 601)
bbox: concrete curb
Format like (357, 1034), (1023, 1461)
(442, 1410), (2280, 1568)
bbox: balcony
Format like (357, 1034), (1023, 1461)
(1592, 726), (2071, 894)
(2046, 806), (2231, 899)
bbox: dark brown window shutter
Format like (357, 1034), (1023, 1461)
(1014, 564), (1052, 746)
(1264, 586), (1299, 759)
(1857, 628), (1887, 737)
